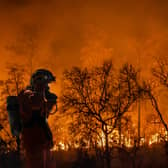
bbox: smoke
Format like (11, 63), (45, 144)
(1, 0), (168, 140)
(0, 0), (168, 78)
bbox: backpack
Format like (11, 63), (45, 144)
(6, 96), (22, 137)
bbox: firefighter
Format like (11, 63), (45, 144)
(8, 69), (57, 168)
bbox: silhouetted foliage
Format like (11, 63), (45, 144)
(144, 56), (168, 132)
(61, 60), (144, 168)
(0, 64), (26, 153)
(152, 56), (168, 88)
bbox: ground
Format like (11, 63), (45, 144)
(0, 143), (168, 168)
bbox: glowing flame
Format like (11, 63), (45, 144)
(140, 137), (145, 146)
(50, 142), (68, 151)
(58, 142), (66, 150)
(97, 130), (134, 148)
(51, 130), (168, 151)
(149, 133), (159, 146)
(125, 137), (132, 148)
(165, 131), (168, 141)
(50, 145), (57, 151)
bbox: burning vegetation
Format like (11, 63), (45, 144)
(0, 57), (168, 168)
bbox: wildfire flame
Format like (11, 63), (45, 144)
(50, 130), (168, 151)
(149, 133), (160, 145)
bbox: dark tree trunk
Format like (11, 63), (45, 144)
(104, 127), (110, 168)
(16, 136), (20, 153)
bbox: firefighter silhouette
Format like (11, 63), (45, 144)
(7, 69), (57, 167)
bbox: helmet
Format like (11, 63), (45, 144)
(30, 69), (56, 86)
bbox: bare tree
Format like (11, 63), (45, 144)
(0, 64), (26, 152)
(1, 64), (25, 95)
(149, 56), (168, 132)
(152, 56), (168, 88)
(60, 61), (143, 168)
(138, 81), (168, 133)
(150, 56), (168, 155)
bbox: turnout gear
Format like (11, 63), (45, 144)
(7, 96), (21, 137)
(6, 69), (57, 151)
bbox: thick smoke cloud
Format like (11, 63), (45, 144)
(0, 0), (167, 80)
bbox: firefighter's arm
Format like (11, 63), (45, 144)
(45, 92), (57, 117)
(18, 90), (33, 122)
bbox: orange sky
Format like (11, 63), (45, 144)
(0, 0), (168, 94)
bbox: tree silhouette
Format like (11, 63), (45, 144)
(152, 56), (168, 88)
(0, 64), (26, 152)
(142, 56), (168, 134)
(61, 61), (143, 168)
(148, 56), (168, 132)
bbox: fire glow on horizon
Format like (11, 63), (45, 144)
(50, 130), (168, 151)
